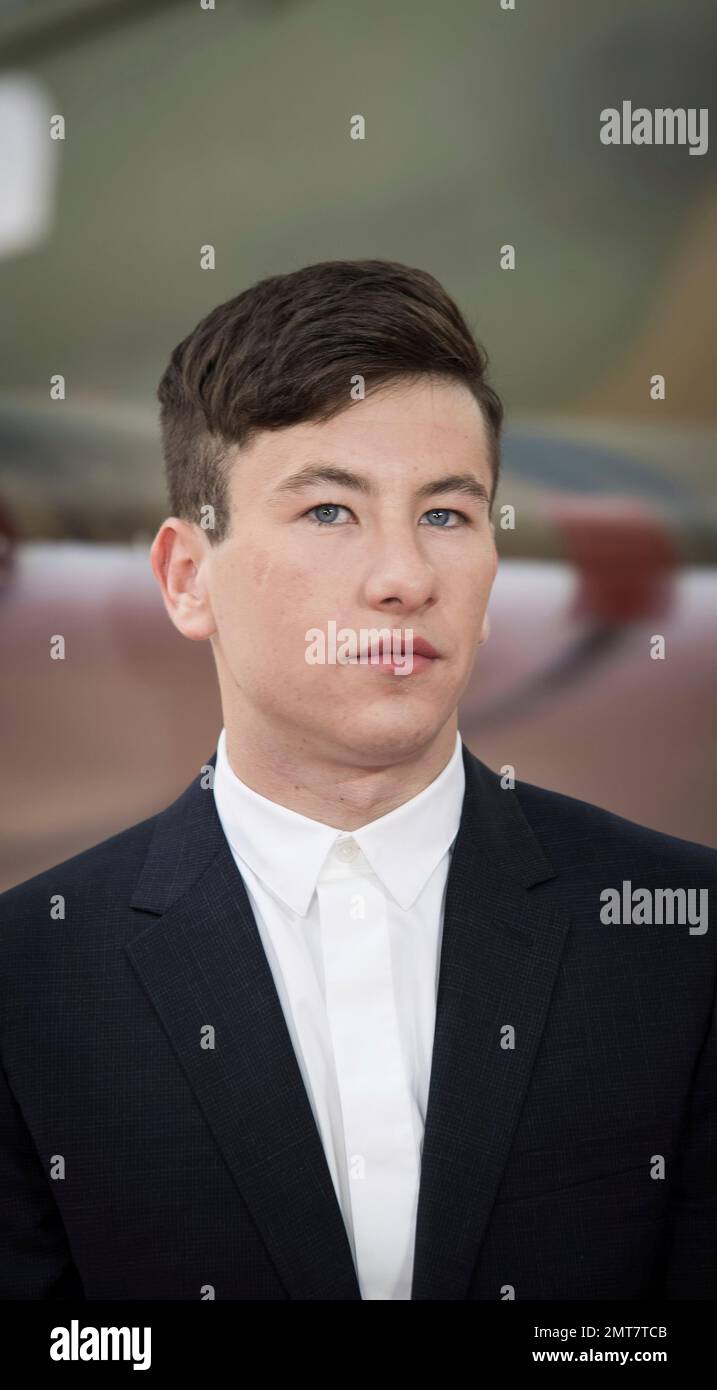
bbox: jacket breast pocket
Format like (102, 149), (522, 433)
(494, 1126), (672, 1205)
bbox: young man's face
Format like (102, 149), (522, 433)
(199, 375), (498, 766)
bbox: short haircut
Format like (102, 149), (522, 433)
(157, 258), (503, 542)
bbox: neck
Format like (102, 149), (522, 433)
(220, 715), (459, 830)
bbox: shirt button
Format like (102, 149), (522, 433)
(335, 837), (359, 862)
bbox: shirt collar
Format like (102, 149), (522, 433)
(212, 728), (465, 916)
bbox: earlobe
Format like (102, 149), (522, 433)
(477, 612), (491, 647)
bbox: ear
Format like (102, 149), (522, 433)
(477, 611), (491, 647)
(150, 518), (217, 642)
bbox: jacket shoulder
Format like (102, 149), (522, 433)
(0, 810), (160, 921)
(513, 776), (717, 879)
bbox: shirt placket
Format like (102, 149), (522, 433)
(316, 847), (420, 1300)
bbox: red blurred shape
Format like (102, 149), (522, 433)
(550, 498), (677, 622)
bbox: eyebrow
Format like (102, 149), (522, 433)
(272, 463), (490, 505)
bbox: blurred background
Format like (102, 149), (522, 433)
(1, 0), (716, 889)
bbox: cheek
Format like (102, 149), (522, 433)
(482, 555), (498, 597)
(245, 541), (293, 596)
(447, 545), (495, 600)
(475, 540), (498, 595)
(248, 543), (337, 628)
(249, 550), (272, 590)
(218, 547), (300, 617)
(440, 552), (495, 649)
(214, 548), (327, 657)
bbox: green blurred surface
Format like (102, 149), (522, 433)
(1, 0), (716, 540)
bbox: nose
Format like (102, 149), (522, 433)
(361, 527), (437, 613)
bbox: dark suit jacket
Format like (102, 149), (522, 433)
(1, 744), (715, 1300)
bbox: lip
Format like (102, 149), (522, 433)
(353, 634), (440, 660)
(380, 651), (435, 675)
(411, 636), (439, 659)
(346, 632), (441, 675)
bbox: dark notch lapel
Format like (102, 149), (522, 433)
(126, 742), (570, 1302)
(126, 753), (362, 1301)
(410, 743), (571, 1300)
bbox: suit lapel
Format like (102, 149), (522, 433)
(410, 745), (571, 1299)
(126, 756), (361, 1301)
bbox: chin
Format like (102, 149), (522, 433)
(320, 704), (451, 766)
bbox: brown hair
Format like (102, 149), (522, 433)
(157, 259), (503, 542)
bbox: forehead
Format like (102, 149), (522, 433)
(228, 377), (493, 494)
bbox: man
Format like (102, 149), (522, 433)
(0, 260), (715, 1301)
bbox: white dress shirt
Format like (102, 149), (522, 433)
(212, 727), (465, 1300)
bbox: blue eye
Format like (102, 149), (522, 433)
(421, 508), (464, 527)
(308, 503), (352, 525)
